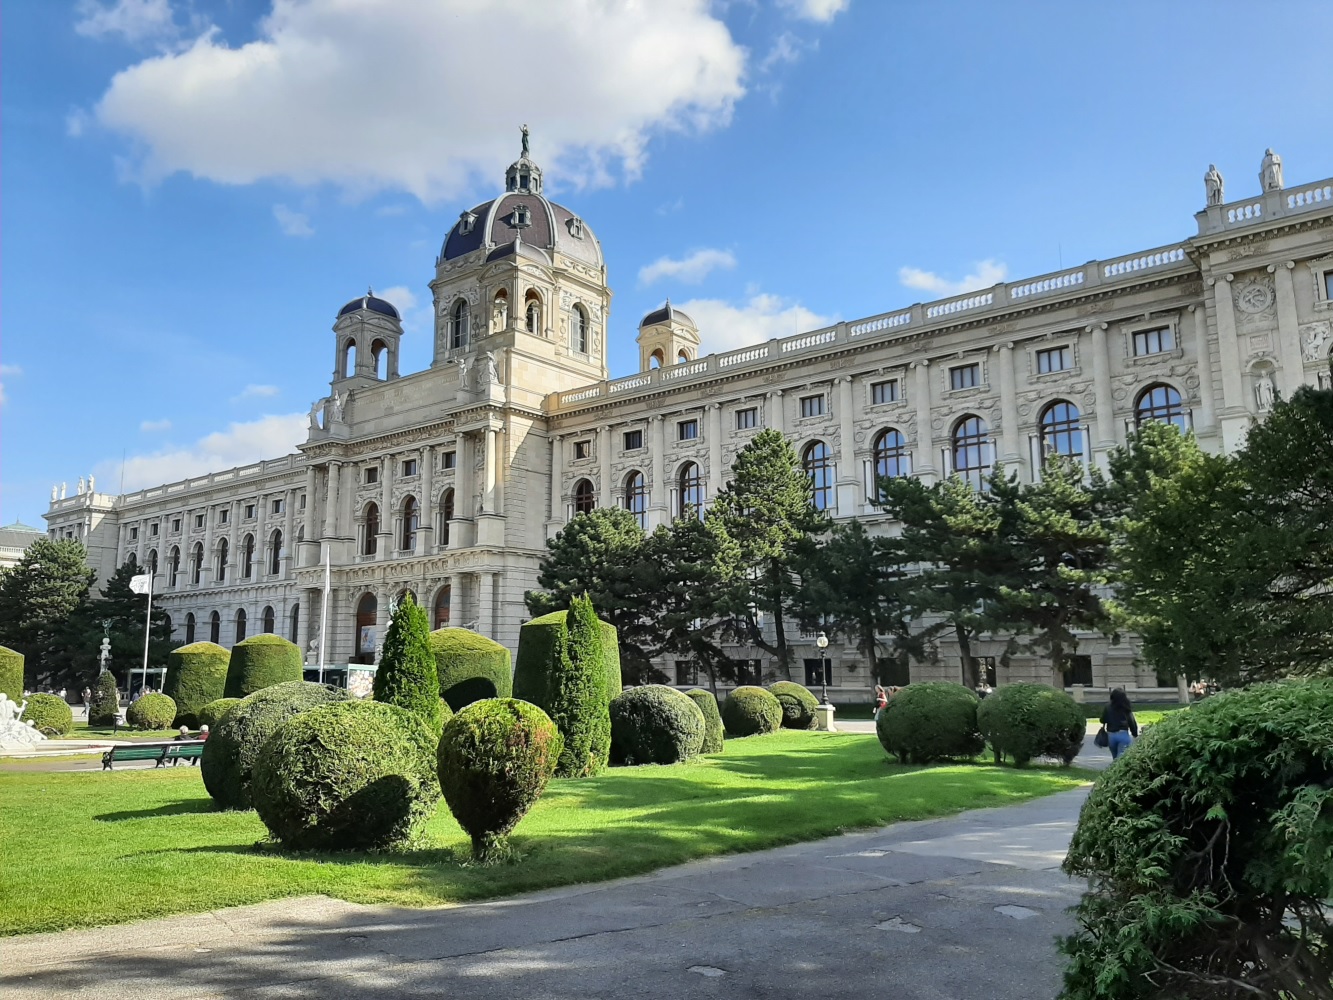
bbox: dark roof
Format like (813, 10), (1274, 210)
(438, 193), (601, 267)
(337, 293), (401, 320)
(639, 301), (695, 329)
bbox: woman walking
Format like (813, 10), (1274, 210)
(873, 685), (889, 722)
(1100, 687), (1139, 760)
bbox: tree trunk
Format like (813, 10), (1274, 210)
(1050, 638), (1064, 689)
(769, 561), (792, 680)
(956, 623), (979, 689)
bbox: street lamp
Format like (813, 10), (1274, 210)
(816, 631), (830, 706)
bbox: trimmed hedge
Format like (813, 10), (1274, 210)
(252, 700), (440, 851)
(722, 686), (783, 737)
(223, 634), (302, 698)
(876, 682), (983, 764)
(88, 671), (121, 727)
(21, 693), (72, 737)
(164, 641), (230, 728)
(197, 697), (241, 730)
(609, 685), (706, 765)
(428, 628), (512, 711)
(977, 682), (1085, 767)
(201, 681), (352, 810)
(437, 698), (563, 862)
(768, 681), (819, 730)
(685, 689), (725, 753)
(126, 693), (177, 730)
(373, 595), (441, 733)
(513, 610), (621, 708)
(545, 595), (611, 778)
(0, 645), (23, 703)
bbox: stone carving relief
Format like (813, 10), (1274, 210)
(1233, 277), (1276, 316)
(1247, 333), (1273, 358)
(1226, 241), (1270, 261)
(1301, 321), (1332, 361)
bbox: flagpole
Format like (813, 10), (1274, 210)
(317, 546), (330, 684)
(141, 566), (154, 693)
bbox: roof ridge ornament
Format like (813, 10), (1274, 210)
(521, 123), (530, 159)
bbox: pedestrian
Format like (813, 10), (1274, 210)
(199, 725), (209, 741)
(1099, 687), (1139, 760)
(873, 685), (888, 722)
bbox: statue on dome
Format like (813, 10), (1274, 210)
(1204, 164), (1224, 206)
(1259, 148), (1284, 192)
(521, 124), (530, 158)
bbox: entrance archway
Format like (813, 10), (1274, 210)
(354, 592), (377, 664)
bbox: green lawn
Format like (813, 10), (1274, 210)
(0, 731), (1091, 937)
(59, 722), (182, 741)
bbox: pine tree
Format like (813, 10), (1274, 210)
(0, 538), (96, 687)
(546, 594), (610, 777)
(372, 594), (442, 732)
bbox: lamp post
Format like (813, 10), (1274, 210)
(816, 631), (830, 706)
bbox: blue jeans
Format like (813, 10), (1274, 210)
(1108, 730), (1133, 760)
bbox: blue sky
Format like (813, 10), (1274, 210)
(3, 0), (1331, 527)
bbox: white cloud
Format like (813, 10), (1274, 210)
(898, 259), (1009, 298)
(97, 413), (308, 493)
(85, 0), (747, 202)
(759, 32), (805, 73)
(375, 285), (416, 315)
(638, 248), (737, 287)
(232, 384), (280, 402)
(75, 0), (177, 43)
(139, 418), (172, 432)
(779, 0), (851, 22)
(273, 204), (313, 237)
(673, 292), (835, 354)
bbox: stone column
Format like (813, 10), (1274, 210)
(495, 425), (507, 517)
(445, 573), (461, 628)
(766, 390), (785, 434)
(911, 361), (936, 482)
(995, 343), (1021, 471)
(379, 452), (394, 558)
(1185, 306), (1216, 437)
(228, 501), (241, 584)
(478, 571), (495, 639)
(1272, 262), (1304, 396)
(458, 432), (476, 545)
(649, 415), (666, 529)
(549, 434), (563, 524)
(1212, 274), (1249, 451)
(482, 427), (498, 515)
(706, 404), (722, 500)
(202, 508), (214, 587)
(282, 487), (295, 577)
(1088, 323), (1116, 453)
(420, 445), (435, 550)
(835, 376), (857, 515)
(323, 461), (342, 540)
(254, 492), (267, 580)
(303, 462), (318, 531)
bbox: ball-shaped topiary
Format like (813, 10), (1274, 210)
(87, 671), (121, 726)
(197, 697), (241, 730)
(0, 644), (23, 703)
(684, 689), (725, 753)
(223, 634), (302, 698)
(164, 641), (230, 728)
(513, 610), (621, 709)
(437, 698), (563, 862)
(768, 681), (820, 730)
(1060, 679), (1333, 1000)
(722, 686), (783, 737)
(21, 693), (73, 737)
(609, 685), (706, 766)
(428, 628), (512, 711)
(251, 700), (441, 851)
(977, 682), (1085, 767)
(126, 692), (177, 730)
(201, 681), (352, 810)
(876, 682), (983, 764)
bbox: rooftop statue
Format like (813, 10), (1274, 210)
(521, 124), (530, 158)
(1204, 164), (1225, 206)
(1260, 148), (1284, 192)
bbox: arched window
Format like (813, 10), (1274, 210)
(355, 593), (377, 664)
(434, 585), (452, 629)
(873, 429), (909, 488)
(192, 543), (204, 585)
(147, 549), (158, 575)
(235, 608), (247, 643)
(650, 349), (664, 369)
(342, 339), (356, 377)
(185, 612), (196, 644)
(371, 338), (388, 379)
(269, 530), (282, 576)
(677, 349), (690, 364)
(168, 546), (180, 587)
(288, 603), (300, 644)
(492, 289), (508, 333)
(624, 470), (648, 529)
(573, 304), (589, 354)
(262, 605), (275, 634)
(164, 613), (172, 638)
(363, 502), (380, 556)
(1135, 383), (1186, 430)
(241, 534), (254, 578)
(216, 538), (229, 583)
(678, 462), (703, 518)
(126, 552), (137, 569)
(952, 415), (991, 490)
(397, 588), (417, 606)
(803, 441), (834, 511)
(440, 488), (455, 546)
(209, 611), (220, 644)
(1039, 400), (1083, 462)
(525, 290), (542, 334)
(450, 299), (469, 350)
(401, 496), (419, 552)
(574, 478), (596, 515)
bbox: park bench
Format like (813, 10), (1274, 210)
(101, 741), (205, 770)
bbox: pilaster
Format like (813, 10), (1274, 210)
(1271, 261), (1304, 397)
(911, 361), (936, 483)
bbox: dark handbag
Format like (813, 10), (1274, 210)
(1094, 725), (1109, 749)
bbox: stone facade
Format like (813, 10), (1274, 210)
(45, 147), (1333, 698)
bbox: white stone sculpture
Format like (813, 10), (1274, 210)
(309, 399), (324, 430)
(493, 296), (508, 332)
(483, 351), (499, 384)
(332, 391), (347, 422)
(1260, 148), (1284, 192)
(60, 483), (67, 500)
(87, 474), (95, 493)
(306, 637), (319, 666)
(51, 485), (57, 502)
(0, 694), (46, 749)
(1204, 164), (1225, 206)
(77, 476), (86, 495)
(455, 356), (470, 388)
(1302, 323), (1331, 362)
(1255, 373), (1276, 411)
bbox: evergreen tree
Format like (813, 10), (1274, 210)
(87, 669), (121, 727)
(372, 594), (442, 732)
(546, 594), (610, 777)
(0, 538), (95, 686)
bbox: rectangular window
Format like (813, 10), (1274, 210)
(803, 658), (832, 687)
(130, 526), (139, 541)
(871, 379), (899, 404)
(735, 407), (758, 430)
(402, 459), (418, 477)
(623, 429), (644, 451)
(272, 499), (284, 515)
(674, 661), (698, 686)
(150, 523), (159, 536)
(218, 509), (229, 525)
(800, 394), (825, 418)
(172, 518), (181, 532)
(1062, 655), (1094, 688)
(1132, 326), (1175, 357)
(1324, 271), (1333, 302)
(364, 467), (379, 485)
(949, 363), (980, 390)
(245, 504), (257, 519)
(1036, 346), (1070, 373)
(195, 514), (205, 529)
(442, 450), (457, 470)
(678, 419), (699, 441)
(573, 440), (591, 460)
(299, 494), (307, 510)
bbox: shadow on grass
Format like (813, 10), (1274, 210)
(95, 799), (216, 822)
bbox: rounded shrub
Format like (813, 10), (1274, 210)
(977, 682), (1085, 767)
(0, 644), (23, 702)
(722, 686), (783, 737)
(513, 610), (621, 708)
(126, 692), (177, 730)
(21, 693), (72, 737)
(251, 700), (441, 851)
(428, 628), (513, 711)
(223, 634), (302, 698)
(768, 681), (819, 730)
(87, 671), (121, 726)
(201, 681), (352, 810)
(163, 641), (230, 727)
(197, 697), (241, 730)
(437, 698), (563, 862)
(876, 682), (983, 764)
(684, 689), (725, 753)
(609, 685), (706, 766)
(1060, 679), (1333, 1000)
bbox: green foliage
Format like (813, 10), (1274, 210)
(126, 692), (176, 730)
(0, 538), (95, 687)
(608, 685), (706, 765)
(436, 698), (563, 862)
(545, 595), (611, 778)
(251, 701), (441, 851)
(87, 670), (120, 726)
(428, 628), (513, 710)
(1060, 679), (1333, 1000)
(513, 609), (621, 710)
(768, 680), (819, 730)
(0, 644), (23, 702)
(201, 681), (352, 810)
(163, 641), (230, 727)
(976, 683), (1084, 766)
(721, 685), (783, 737)
(20, 692), (72, 736)
(197, 697), (241, 730)
(876, 682), (983, 764)
(372, 595), (441, 732)
(684, 688), (725, 753)
(223, 634), (302, 698)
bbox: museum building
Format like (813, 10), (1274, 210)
(44, 145), (1333, 696)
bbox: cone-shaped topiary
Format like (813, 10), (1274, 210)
(768, 681), (819, 730)
(197, 697), (241, 730)
(977, 682), (1085, 767)
(373, 595), (441, 733)
(164, 641), (230, 728)
(428, 628), (512, 711)
(513, 609), (621, 708)
(722, 685), (783, 737)
(21, 693), (73, 737)
(202, 681), (352, 810)
(126, 692), (176, 730)
(685, 689), (725, 753)
(252, 700), (441, 851)
(876, 682), (983, 764)
(437, 698), (563, 862)
(0, 645), (23, 702)
(609, 685), (706, 765)
(535, 595), (610, 778)
(223, 634), (302, 698)
(88, 671), (121, 726)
